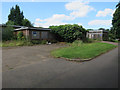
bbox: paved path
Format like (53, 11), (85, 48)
(2, 45), (118, 88)
(101, 41), (118, 45)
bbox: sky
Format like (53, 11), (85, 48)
(1, 0), (119, 29)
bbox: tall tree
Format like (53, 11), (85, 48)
(8, 5), (33, 27)
(112, 2), (120, 40)
(6, 20), (15, 25)
(8, 7), (15, 22)
(22, 18), (33, 27)
(8, 5), (24, 25)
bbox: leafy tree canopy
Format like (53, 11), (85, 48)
(98, 28), (105, 30)
(22, 18), (33, 27)
(50, 24), (87, 42)
(6, 20), (15, 25)
(8, 5), (24, 25)
(112, 1), (120, 39)
(7, 5), (33, 27)
(87, 29), (93, 31)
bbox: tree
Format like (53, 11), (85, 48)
(8, 5), (33, 27)
(108, 27), (116, 42)
(112, 2), (120, 40)
(6, 20), (15, 25)
(87, 29), (93, 31)
(98, 28), (105, 30)
(22, 18), (33, 27)
(8, 5), (24, 25)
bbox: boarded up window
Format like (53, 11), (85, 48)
(41, 31), (48, 39)
(32, 31), (40, 39)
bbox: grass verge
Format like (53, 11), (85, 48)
(1, 40), (48, 47)
(51, 42), (117, 61)
(2, 40), (33, 47)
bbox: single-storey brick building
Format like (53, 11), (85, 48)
(86, 30), (109, 40)
(14, 27), (55, 40)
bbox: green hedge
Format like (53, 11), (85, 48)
(50, 24), (87, 42)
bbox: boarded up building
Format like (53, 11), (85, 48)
(86, 30), (109, 41)
(14, 27), (55, 40)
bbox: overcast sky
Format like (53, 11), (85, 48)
(1, 0), (118, 29)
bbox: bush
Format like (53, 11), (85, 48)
(49, 40), (58, 43)
(2, 26), (14, 41)
(82, 38), (94, 43)
(16, 41), (25, 46)
(17, 31), (24, 40)
(71, 40), (83, 46)
(41, 40), (47, 44)
(25, 41), (33, 46)
(50, 24), (87, 43)
(31, 40), (41, 44)
(109, 33), (116, 42)
(31, 40), (47, 44)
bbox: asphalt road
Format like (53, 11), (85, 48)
(2, 45), (118, 88)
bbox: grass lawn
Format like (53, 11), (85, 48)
(51, 42), (117, 60)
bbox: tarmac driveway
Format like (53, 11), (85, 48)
(2, 44), (67, 71)
(2, 43), (118, 88)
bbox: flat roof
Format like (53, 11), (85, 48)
(0, 24), (24, 28)
(88, 30), (108, 33)
(14, 27), (51, 31)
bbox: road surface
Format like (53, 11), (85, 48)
(2, 44), (118, 88)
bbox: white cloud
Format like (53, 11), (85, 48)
(34, 22), (67, 28)
(96, 8), (114, 17)
(44, 14), (75, 22)
(35, 18), (43, 22)
(34, 14), (76, 28)
(34, 0), (94, 27)
(88, 20), (112, 26)
(65, 1), (95, 17)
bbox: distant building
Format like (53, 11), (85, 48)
(86, 30), (109, 41)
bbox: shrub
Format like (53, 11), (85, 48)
(72, 40), (83, 46)
(17, 31), (26, 40)
(16, 41), (24, 46)
(17, 31), (24, 40)
(82, 38), (94, 43)
(31, 40), (41, 44)
(50, 24), (87, 43)
(109, 33), (116, 42)
(2, 26), (14, 41)
(25, 41), (33, 46)
(31, 40), (47, 44)
(41, 40), (47, 44)
(8, 43), (15, 47)
(49, 40), (58, 43)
